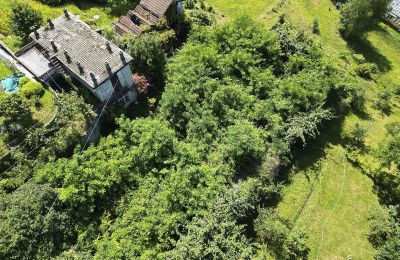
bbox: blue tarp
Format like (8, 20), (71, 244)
(1, 74), (21, 94)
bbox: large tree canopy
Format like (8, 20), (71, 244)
(339, 0), (391, 37)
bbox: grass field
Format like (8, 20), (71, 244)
(278, 145), (380, 259)
(207, 0), (400, 258)
(208, 0), (276, 21)
(0, 60), (14, 78)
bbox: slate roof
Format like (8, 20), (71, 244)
(140, 0), (175, 18)
(31, 12), (133, 89)
(389, 0), (400, 17)
(114, 0), (176, 35)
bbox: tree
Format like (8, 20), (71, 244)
(125, 33), (166, 87)
(0, 182), (75, 259)
(0, 94), (34, 135)
(369, 206), (400, 260)
(10, 3), (42, 38)
(339, 0), (391, 38)
(254, 208), (310, 259)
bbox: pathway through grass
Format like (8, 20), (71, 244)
(278, 145), (380, 259)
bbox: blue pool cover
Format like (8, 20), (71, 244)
(1, 74), (21, 94)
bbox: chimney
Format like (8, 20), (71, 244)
(106, 41), (112, 53)
(76, 61), (84, 74)
(64, 9), (70, 19)
(119, 51), (126, 64)
(64, 50), (71, 63)
(33, 29), (40, 39)
(89, 71), (98, 86)
(50, 40), (58, 52)
(105, 62), (112, 74)
(47, 18), (54, 29)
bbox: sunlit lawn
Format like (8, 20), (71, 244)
(0, 60), (14, 78)
(207, 0), (276, 21)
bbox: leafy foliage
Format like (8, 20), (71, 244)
(369, 206), (400, 260)
(0, 182), (75, 259)
(125, 33), (166, 88)
(10, 3), (42, 38)
(339, 0), (391, 37)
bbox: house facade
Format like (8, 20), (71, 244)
(387, 0), (400, 29)
(16, 10), (137, 107)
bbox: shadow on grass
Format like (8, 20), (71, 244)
(278, 115), (345, 185)
(346, 31), (392, 73)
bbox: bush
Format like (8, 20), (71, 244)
(19, 77), (30, 86)
(125, 33), (166, 87)
(374, 89), (392, 114)
(10, 3), (42, 38)
(312, 17), (320, 34)
(354, 62), (378, 79)
(38, 0), (65, 6)
(190, 9), (216, 26)
(132, 73), (151, 94)
(350, 87), (367, 113)
(20, 81), (45, 99)
(347, 122), (368, 146)
(353, 53), (367, 64)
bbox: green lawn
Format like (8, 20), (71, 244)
(277, 146), (380, 259)
(207, 0), (400, 258)
(207, 0), (276, 21)
(0, 0), (121, 50)
(0, 60), (14, 78)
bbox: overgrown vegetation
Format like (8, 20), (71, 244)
(0, 13), (364, 258)
(1, 0), (399, 259)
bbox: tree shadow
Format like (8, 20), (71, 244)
(346, 33), (392, 73)
(277, 115), (345, 185)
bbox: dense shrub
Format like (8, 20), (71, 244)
(2, 16), (361, 259)
(20, 81), (45, 99)
(339, 0), (391, 37)
(125, 33), (166, 88)
(190, 9), (216, 26)
(354, 62), (378, 79)
(10, 3), (43, 38)
(38, 0), (65, 6)
(312, 17), (319, 34)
